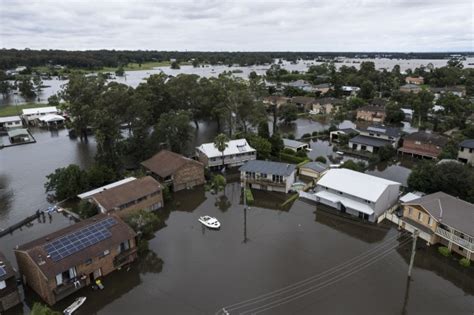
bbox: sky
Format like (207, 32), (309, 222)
(0, 0), (472, 52)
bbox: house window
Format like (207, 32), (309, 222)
(118, 240), (130, 254)
(408, 207), (412, 215)
(458, 246), (463, 252)
(428, 217), (432, 226)
(260, 173), (267, 179)
(85, 258), (93, 265)
(418, 212), (423, 221)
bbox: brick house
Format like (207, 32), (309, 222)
(311, 97), (342, 115)
(290, 96), (317, 111)
(141, 150), (205, 191)
(356, 106), (386, 123)
(0, 252), (21, 312)
(398, 131), (449, 159)
(400, 192), (473, 261)
(14, 214), (137, 305)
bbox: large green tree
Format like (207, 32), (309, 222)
(44, 165), (89, 201)
(152, 110), (194, 154)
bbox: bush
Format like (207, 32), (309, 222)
(125, 210), (161, 239)
(438, 246), (451, 257)
(287, 133), (295, 140)
(212, 174), (226, 192)
(280, 152), (308, 164)
(296, 150), (308, 158)
(302, 133), (311, 139)
(244, 188), (254, 204)
(312, 131), (319, 137)
(282, 148), (296, 155)
(74, 200), (99, 219)
(315, 156), (327, 163)
(459, 258), (471, 267)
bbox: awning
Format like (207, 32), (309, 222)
(38, 114), (65, 123)
(315, 190), (374, 215)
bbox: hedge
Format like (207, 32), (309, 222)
(280, 152), (308, 164)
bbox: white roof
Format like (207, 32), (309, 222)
(0, 116), (21, 123)
(22, 106), (58, 116)
(315, 190), (374, 215)
(283, 138), (308, 149)
(400, 108), (413, 115)
(317, 168), (401, 202)
(38, 114), (65, 122)
(78, 177), (137, 199)
(196, 139), (255, 158)
(399, 192), (425, 203)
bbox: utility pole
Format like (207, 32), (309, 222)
(408, 229), (418, 278)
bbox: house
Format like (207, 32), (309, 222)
(313, 83), (332, 95)
(0, 116), (22, 131)
(399, 84), (422, 94)
(14, 214), (137, 305)
(299, 162), (328, 180)
(37, 114), (65, 128)
(240, 160), (296, 193)
(310, 97), (341, 115)
(398, 131), (449, 159)
(430, 86), (466, 98)
(313, 169), (401, 222)
(0, 252), (21, 312)
(400, 108), (414, 121)
(141, 150), (205, 191)
(400, 192), (473, 261)
(329, 128), (359, 143)
(342, 86), (360, 96)
(348, 125), (401, 153)
(283, 138), (310, 152)
(7, 128), (31, 144)
(21, 106), (58, 123)
(196, 138), (256, 169)
(262, 96), (289, 109)
(458, 139), (474, 165)
(405, 76), (424, 85)
(290, 96), (316, 111)
(356, 106), (386, 123)
(287, 80), (314, 92)
(89, 176), (163, 216)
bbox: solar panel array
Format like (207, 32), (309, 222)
(0, 266), (6, 278)
(44, 217), (118, 262)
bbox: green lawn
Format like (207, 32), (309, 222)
(0, 103), (47, 117)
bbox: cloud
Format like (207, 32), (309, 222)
(0, 0), (472, 51)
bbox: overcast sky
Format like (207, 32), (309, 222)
(1, 0), (472, 51)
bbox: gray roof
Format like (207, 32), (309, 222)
(314, 83), (332, 88)
(283, 138), (308, 149)
(403, 192), (474, 236)
(338, 128), (359, 134)
(7, 128), (29, 137)
(349, 135), (393, 148)
(400, 84), (422, 90)
(300, 162), (328, 173)
(240, 160), (296, 177)
(361, 125), (401, 138)
(460, 139), (474, 149)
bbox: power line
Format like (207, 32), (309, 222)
(215, 232), (408, 315)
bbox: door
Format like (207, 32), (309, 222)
(93, 268), (102, 279)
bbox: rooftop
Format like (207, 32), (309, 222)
(78, 177), (137, 199)
(240, 160), (296, 177)
(0, 251), (15, 281)
(358, 106), (386, 113)
(141, 150), (203, 178)
(403, 192), (474, 236)
(0, 115), (21, 123)
(403, 131), (449, 147)
(16, 214), (136, 279)
(283, 138), (308, 149)
(349, 135), (393, 148)
(361, 125), (401, 138)
(300, 161), (328, 173)
(38, 114), (65, 123)
(22, 106), (58, 116)
(459, 139), (474, 149)
(196, 139), (256, 158)
(317, 168), (401, 202)
(7, 128), (29, 137)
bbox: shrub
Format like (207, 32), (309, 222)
(287, 133), (295, 140)
(302, 133), (311, 139)
(280, 152), (307, 164)
(125, 210), (161, 239)
(282, 148), (296, 155)
(438, 246), (451, 257)
(315, 156), (327, 163)
(296, 150), (308, 158)
(74, 200), (99, 219)
(459, 258), (471, 267)
(312, 131), (319, 137)
(212, 174), (226, 192)
(245, 188), (254, 204)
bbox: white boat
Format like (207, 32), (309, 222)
(64, 296), (86, 315)
(198, 216), (221, 229)
(336, 151), (344, 155)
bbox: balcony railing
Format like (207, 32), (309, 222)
(436, 227), (474, 251)
(54, 278), (86, 300)
(114, 247), (138, 267)
(245, 177), (286, 187)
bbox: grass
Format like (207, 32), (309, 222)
(0, 103), (47, 117)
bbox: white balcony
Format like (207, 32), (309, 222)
(436, 227), (474, 251)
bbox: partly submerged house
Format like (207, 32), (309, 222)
(14, 214), (137, 305)
(283, 138), (310, 152)
(356, 106), (386, 123)
(196, 138), (256, 170)
(141, 150), (205, 191)
(400, 192), (473, 261)
(37, 114), (65, 128)
(21, 107), (58, 124)
(313, 169), (401, 222)
(298, 162), (328, 180)
(240, 160), (297, 194)
(0, 252), (21, 312)
(398, 131), (449, 159)
(348, 125), (401, 153)
(7, 128), (31, 144)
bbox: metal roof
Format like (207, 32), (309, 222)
(0, 116), (21, 123)
(460, 139), (474, 149)
(78, 177), (137, 199)
(196, 139), (255, 159)
(239, 160), (296, 177)
(349, 135), (393, 148)
(283, 138), (308, 149)
(22, 106), (58, 116)
(7, 128), (29, 138)
(300, 162), (328, 173)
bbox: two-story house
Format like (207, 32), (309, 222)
(262, 96), (289, 109)
(78, 176), (163, 217)
(398, 131), (449, 159)
(457, 139), (474, 165)
(356, 106), (386, 123)
(14, 214), (137, 305)
(239, 160), (296, 194)
(348, 125), (401, 153)
(196, 139), (256, 170)
(142, 150), (205, 191)
(400, 192), (473, 261)
(290, 96), (317, 111)
(313, 169), (401, 222)
(0, 252), (21, 312)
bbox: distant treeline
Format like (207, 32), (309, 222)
(0, 49), (470, 70)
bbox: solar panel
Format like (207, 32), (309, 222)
(0, 266), (6, 277)
(44, 218), (118, 262)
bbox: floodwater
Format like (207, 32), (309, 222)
(1, 124), (472, 314)
(2, 57), (474, 106)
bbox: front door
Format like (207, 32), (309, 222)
(93, 268), (102, 279)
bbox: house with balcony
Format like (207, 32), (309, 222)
(312, 169), (401, 222)
(141, 150), (205, 191)
(398, 131), (449, 159)
(400, 192), (473, 261)
(78, 176), (163, 217)
(0, 252), (21, 312)
(348, 125), (401, 153)
(14, 214), (137, 305)
(196, 138), (256, 170)
(240, 160), (296, 194)
(457, 139), (474, 165)
(356, 106), (386, 123)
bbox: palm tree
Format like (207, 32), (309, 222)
(213, 133), (229, 170)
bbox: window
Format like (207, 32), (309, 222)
(85, 258), (92, 265)
(408, 207), (412, 215)
(458, 246), (463, 252)
(418, 212), (423, 221)
(118, 240), (130, 254)
(428, 217), (432, 226)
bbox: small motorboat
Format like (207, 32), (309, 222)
(63, 296), (86, 315)
(198, 216), (221, 229)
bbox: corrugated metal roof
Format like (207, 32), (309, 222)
(22, 106), (58, 115)
(196, 139), (255, 158)
(283, 138), (308, 149)
(239, 160), (296, 177)
(300, 162), (328, 173)
(349, 135), (392, 147)
(0, 116), (21, 123)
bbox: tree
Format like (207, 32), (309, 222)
(18, 77), (36, 98)
(378, 145), (396, 161)
(74, 200), (99, 219)
(211, 174), (226, 192)
(152, 110), (194, 154)
(315, 156), (327, 163)
(341, 160), (365, 172)
(279, 103), (298, 125)
(45, 165), (89, 201)
(115, 65), (125, 76)
(258, 120), (270, 139)
(269, 132), (284, 156)
(47, 94), (60, 107)
(125, 209), (161, 239)
(170, 61), (180, 69)
(247, 135), (271, 159)
(213, 133), (229, 169)
(358, 80), (375, 100)
(438, 140), (460, 160)
(385, 103), (405, 124)
(32, 75), (43, 93)
(31, 303), (61, 315)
